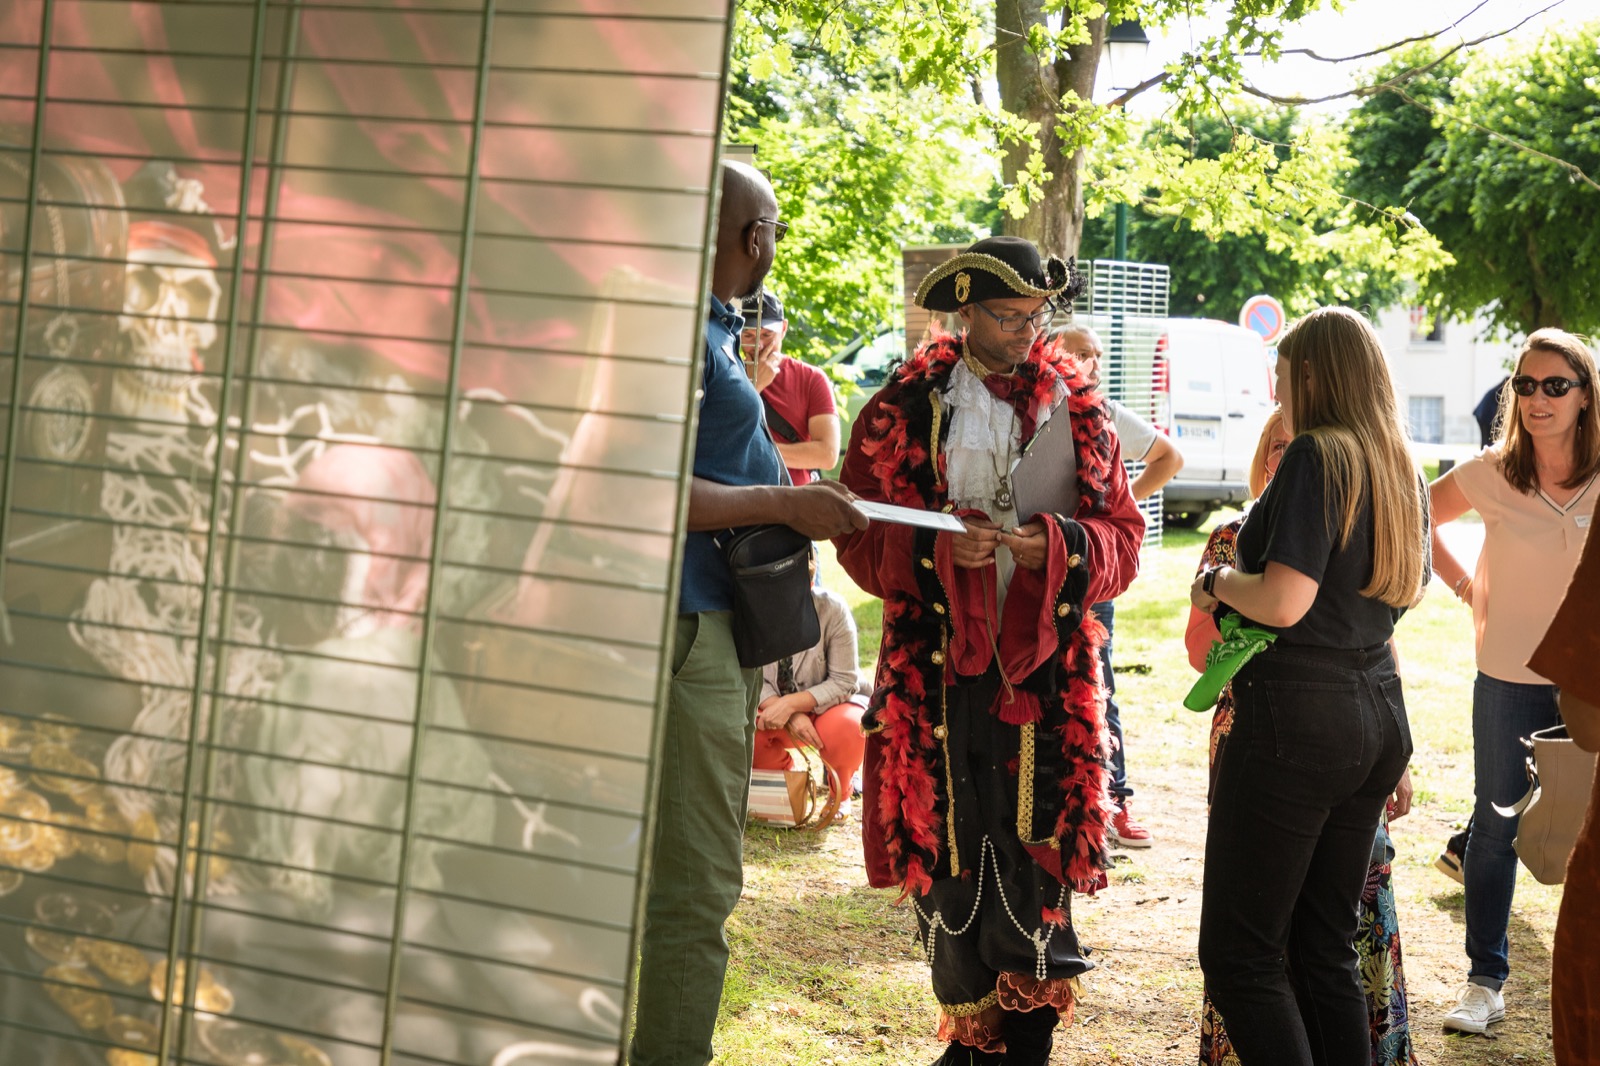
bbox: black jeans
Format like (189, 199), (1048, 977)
(1198, 643), (1412, 1066)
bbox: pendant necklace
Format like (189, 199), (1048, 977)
(962, 337), (1021, 512)
(992, 409), (1017, 511)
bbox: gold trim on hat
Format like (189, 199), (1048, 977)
(914, 251), (1068, 308)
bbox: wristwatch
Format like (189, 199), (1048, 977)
(1203, 567), (1221, 597)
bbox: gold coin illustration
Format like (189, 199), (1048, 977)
(0, 817), (37, 852)
(15, 840), (56, 873)
(103, 1013), (158, 1048)
(0, 790), (48, 849)
(84, 802), (129, 834)
(87, 939), (152, 987)
(195, 1018), (280, 1065)
(67, 990), (114, 1031)
(105, 1051), (157, 1066)
(0, 867), (22, 896)
(148, 957), (177, 1003)
(31, 743), (96, 795)
(43, 964), (98, 988)
(79, 833), (128, 865)
(46, 812), (85, 859)
(33, 716), (80, 743)
(65, 773), (105, 804)
(195, 980), (235, 1015)
(43, 964), (113, 1030)
(126, 811), (159, 877)
(35, 892), (115, 935)
(25, 926), (84, 964)
(150, 959), (233, 1014)
(72, 784), (111, 810)
(277, 1034), (334, 1066)
(1, 730), (35, 759)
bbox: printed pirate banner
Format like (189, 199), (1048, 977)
(0, 1), (732, 1064)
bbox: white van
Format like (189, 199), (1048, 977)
(1155, 318), (1276, 527)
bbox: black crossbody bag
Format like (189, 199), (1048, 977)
(714, 405), (819, 668)
(717, 523), (819, 668)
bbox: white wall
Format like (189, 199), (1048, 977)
(1373, 305), (1521, 447)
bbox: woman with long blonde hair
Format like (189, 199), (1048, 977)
(1189, 306), (1428, 1065)
(1428, 328), (1598, 1035)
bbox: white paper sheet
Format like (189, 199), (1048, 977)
(851, 500), (967, 532)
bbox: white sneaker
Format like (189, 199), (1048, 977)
(1442, 982), (1505, 1034)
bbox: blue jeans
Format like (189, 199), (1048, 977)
(1463, 672), (1562, 990)
(1091, 601), (1130, 802)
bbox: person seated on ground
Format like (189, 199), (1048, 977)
(1186, 411), (1419, 1066)
(752, 548), (869, 815)
(1056, 323), (1184, 848)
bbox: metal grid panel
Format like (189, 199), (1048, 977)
(1082, 260), (1170, 545)
(0, 2), (733, 1063)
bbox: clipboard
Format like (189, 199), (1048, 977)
(1011, 406), (1078, 519)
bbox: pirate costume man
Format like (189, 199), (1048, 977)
(834, 237), (1144, 1064)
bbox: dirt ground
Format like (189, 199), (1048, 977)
(735, 701), (1561, 1066)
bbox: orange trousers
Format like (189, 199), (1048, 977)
(752, 702), (865, 799)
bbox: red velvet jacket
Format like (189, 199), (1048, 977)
(834, 331), (1144, 898)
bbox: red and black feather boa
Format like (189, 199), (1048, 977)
(860, 329), (1117, 896)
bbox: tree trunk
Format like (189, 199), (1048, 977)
(1525, 232), (1565, 330)
(994, 1), (1105, 260)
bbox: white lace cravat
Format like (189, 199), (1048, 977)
(944, 358), (1020, 516)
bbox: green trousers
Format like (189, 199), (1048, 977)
(630, 611), (761, 1066)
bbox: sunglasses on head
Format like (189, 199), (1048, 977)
(1511, 375), (1588, 398)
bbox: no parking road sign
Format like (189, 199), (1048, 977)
(1240, 294), (1286, 344)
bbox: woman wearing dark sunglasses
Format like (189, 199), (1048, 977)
(1428, 328), (1599, 1035)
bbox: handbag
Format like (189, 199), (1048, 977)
(1492, 724), (1599, 885)
(718, 523), (820, 668)
(747, 747), (841, 830)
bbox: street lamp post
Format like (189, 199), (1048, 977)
(1104, 19), (1150, 261)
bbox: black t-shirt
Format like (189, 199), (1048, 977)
(1234, 435), (1424, 648)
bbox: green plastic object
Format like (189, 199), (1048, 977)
(1183, 613), (1279, 712)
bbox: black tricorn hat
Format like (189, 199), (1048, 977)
(914, 235), (1083, 312)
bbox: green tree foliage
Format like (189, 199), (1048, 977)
(1080, 106), (1415, 321)
(729, 1), (1453, 360)
(725, 7), (995, 364)
(1347, 32), (1600, 334)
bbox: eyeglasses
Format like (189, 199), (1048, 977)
(751, 217), (788, 242)
(1511, 375), (1588, 398)
(971, 302), (1055, 333)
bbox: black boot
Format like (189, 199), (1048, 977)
(1001, 1005), (1059, 1066)
(932, 1041), (1005, 1066)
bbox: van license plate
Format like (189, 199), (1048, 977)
(1176, 421), (1217, 441)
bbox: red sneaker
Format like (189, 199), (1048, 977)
(1110, 802), (1153, 848)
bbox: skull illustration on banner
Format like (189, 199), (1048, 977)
(113, 220), (222, 425)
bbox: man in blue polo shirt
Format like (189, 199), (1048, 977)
(629, 160), (866, 1066)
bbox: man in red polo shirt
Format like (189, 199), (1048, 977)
(741, 292), (840, 484)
